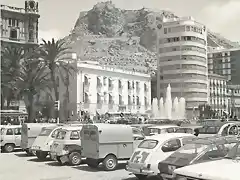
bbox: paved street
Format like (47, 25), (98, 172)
(0, 151), (159, 180)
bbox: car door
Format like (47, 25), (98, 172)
(5, 128), (15, 145)
(14, 128), (22, 147)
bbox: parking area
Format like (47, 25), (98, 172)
(0, 151), (158, 180)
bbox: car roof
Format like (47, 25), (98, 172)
(191, 135), (239, 145)
(149, 125), (178, 129)
(60, 126), (83, 131)
(146, 133), (194, 141)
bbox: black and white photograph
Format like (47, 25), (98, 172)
(0, 0), (240, 180)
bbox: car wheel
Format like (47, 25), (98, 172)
(102, 155), (118, 171)
(4, 144), (15, 153)
(134, 174), (147, 180)
(36, 151), (48, 160)
(69, 152), (82, 166)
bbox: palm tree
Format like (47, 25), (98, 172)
(39, 38), (72, 100)
(17, 55), (52, 122)
(1, 46), (24, 109)
(39, 38), (77, 120)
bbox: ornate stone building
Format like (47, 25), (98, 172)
(1, 0), (39, 47)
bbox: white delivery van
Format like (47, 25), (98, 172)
(126, 133), (195, 180)
(31, 125), (62, 160)
(21, 123), (56, 155)
(81, 123), (145, 171)
(0, 125), (22, 152)
(173, 141), (240, 180)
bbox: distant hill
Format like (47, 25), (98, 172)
(64, 1), (239, 73)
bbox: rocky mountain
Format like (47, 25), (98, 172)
(64, 1), (239, 73)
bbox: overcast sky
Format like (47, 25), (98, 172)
(2, 0), (240, 42)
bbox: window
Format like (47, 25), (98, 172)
(51, 129), (59, 138)
(138, 140), (158, 149)
(14, 128), (21, 135)
(103, 77), (107, 85)
(164, 28), (167, 34)
(83, 130), (90, 140)
(56, 130), (66, 139)
(161, 139), (181, 152)
(10, 29), (17, 39)
(70, 130), (80, 140)
(166, 128), (175, 133)
(90, 131), (97, 141)
(8, 18), (12, 25)
(39, 128), (53, 136)
(6, 129), (13, 135)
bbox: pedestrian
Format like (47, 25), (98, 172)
(194, 129), (199, 137)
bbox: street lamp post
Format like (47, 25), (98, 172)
(156, 23), (162, 101)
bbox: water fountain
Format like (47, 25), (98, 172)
(151, 84), (186, 120)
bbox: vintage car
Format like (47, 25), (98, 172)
(173, 140), (240, 180)
(158, 135), (239, 180)
(30, 126), (62, 160)
(81, 124), (145, 171)
(21, 123), (56, 155)
(131, 124), (154, 136)
(175, 124), (203, 134)
(148, 125), (179, 136)
(0, 125), (22, 152)
(125, 133), (195, 180)
(50, 125), (83, 165)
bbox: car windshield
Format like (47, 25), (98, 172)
(177, 143), (209, 155)
(138, 139), (158, 149)
(56, 130), (67, 139)
(39, 128), (54, 136)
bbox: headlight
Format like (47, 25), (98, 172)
(176, 175), (187, 180)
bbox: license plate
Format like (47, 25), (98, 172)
(60, 156), (69, 163)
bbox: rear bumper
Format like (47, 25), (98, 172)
(159, 173), (174, 180)
(125, 164), (154, 176)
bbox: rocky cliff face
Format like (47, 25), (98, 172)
(65, 1), (238, 73)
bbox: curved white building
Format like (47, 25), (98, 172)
(157, 16), (208, 118)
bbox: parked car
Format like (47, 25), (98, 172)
(131, 124), (154, 136)
(0, 125), (22, 152)
(50, 125), (83, 166)
(126, 133), (195, 180)
(175, 124), (203, 135)
(158, 135), (239, 180)
(81, 123), (145, 171)
(21, 123), (56, 155)
(148, 125), (179, 136)
(30, 126), (62, 160)
(173, 140), (240, 180)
